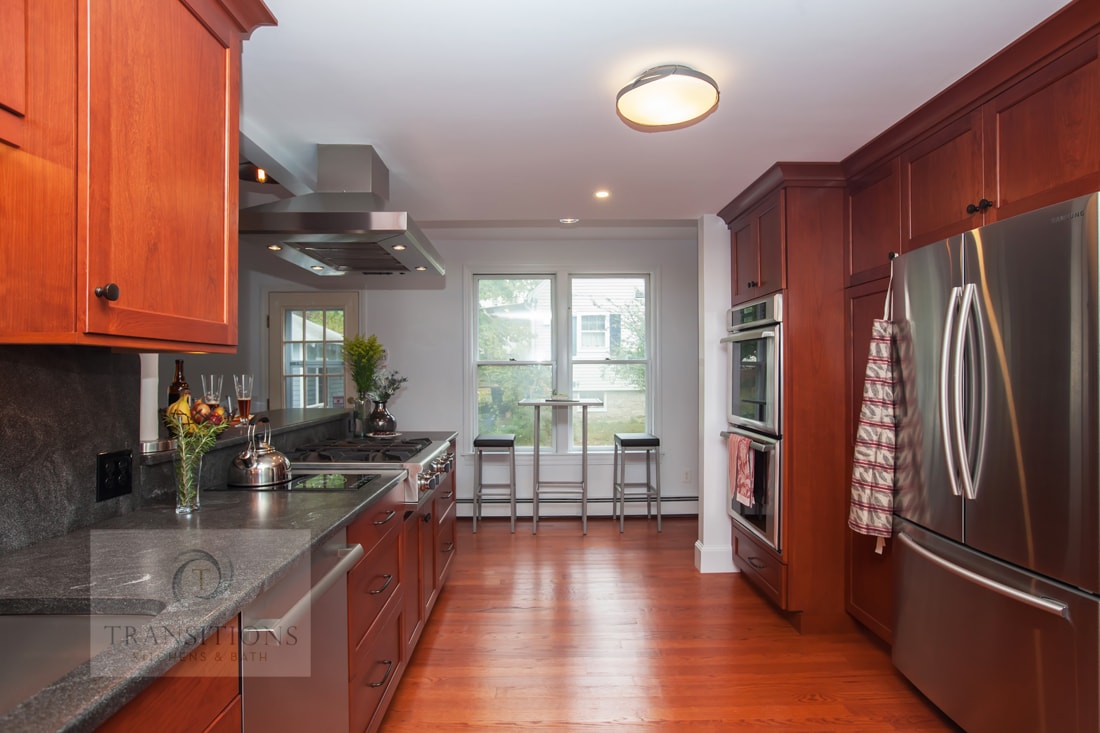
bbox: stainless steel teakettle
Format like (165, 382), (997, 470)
(227, 416), (293, 488)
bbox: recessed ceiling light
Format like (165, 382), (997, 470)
(393, 244), (407, 251)
(267, 244), (282, 251)
(559, 217), (580, 224)
(310, 265), (324, 271)
(594, 190), (610, 199)
(414, 266), (427, 271)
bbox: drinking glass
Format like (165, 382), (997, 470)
(200, 374), (223, 405)
(233, 374), (254, 423)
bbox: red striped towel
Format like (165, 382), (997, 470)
(848, 317), (896, 541)
(728, 434), (754, 507)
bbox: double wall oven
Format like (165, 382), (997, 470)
(722, 293), (783, 552)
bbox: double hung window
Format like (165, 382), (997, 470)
(474, 274), (650, 450)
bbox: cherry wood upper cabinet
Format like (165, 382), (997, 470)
(0, 0), (26, 147)
(984, 38), (1100, 222)
(727, 193), (783, 306)
(902, 109), (985, 250)
(0, 0), (275, 352)
(845, 159), (903, 287)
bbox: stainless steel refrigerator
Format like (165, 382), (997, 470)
(890, 192), (1099, 732)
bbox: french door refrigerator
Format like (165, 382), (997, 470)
(890, 192), (1099, 733)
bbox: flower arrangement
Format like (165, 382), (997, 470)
(371, 369), (408, 402)
(165, 393), (231, 513)
(343, 334), (386, 398)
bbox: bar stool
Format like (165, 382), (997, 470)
(472, 434), (517, 533)
(612, 433), (662, 533)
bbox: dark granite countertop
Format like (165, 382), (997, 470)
(0, 468), (407, 732)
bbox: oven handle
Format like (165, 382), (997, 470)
(720, 430), (776, 452)
(248, 543), (364, 634)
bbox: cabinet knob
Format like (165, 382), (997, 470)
(747, 280), (758, 288)
(94, 283), (120, 301)
(965, 198), (994, 215)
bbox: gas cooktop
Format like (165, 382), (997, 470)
(286, 436), (434, 465)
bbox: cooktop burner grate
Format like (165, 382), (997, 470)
(287, 436), (433, 464)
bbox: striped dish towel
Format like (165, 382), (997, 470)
(848, 285), (897, 551)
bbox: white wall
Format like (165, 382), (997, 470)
(361, 224), (701, 518)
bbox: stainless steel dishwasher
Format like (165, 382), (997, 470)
(240, 527), (363, 732)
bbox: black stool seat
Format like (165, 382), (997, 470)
(614, 433), (659, 448)
(474, 433), (516, 448)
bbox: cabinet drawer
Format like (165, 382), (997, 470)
(349, 599), (403, 733)
(434, 476), (456, 522)
(731, 521), (787, 609)
(348, 482), (404, 556)
(348, 529), (401, 649)
(436, 510), (457, 586)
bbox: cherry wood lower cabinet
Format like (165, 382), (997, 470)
(844, 278), (896, 643)
(96, 617), (240, 733)
(347, 492), (406, 733)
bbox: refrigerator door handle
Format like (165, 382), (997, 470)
(898, 533), (1070, 619)
(940, 286), (963, 497)
(953, 284), (978, 501)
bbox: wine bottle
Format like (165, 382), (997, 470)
(168, 359), (189, 405)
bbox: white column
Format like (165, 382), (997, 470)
(695, 214), (736, 573)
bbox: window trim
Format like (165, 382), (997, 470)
(267, 291), (360, 410)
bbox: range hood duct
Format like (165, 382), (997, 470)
(239, 144), (444, 278)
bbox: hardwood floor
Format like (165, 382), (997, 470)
(381, 516), (960, 732)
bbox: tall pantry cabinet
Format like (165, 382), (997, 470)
(0, 0), (276, 353)
(720, 163), (851, 633)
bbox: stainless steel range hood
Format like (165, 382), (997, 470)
(239, 144), (444, 278)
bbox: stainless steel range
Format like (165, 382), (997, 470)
(286, 434), (455, 503)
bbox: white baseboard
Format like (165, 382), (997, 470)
(694, 539), (737, 573)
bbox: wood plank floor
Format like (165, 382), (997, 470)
(381, 516), (960, 732)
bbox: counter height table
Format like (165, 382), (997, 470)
(518, 397), (603, 535)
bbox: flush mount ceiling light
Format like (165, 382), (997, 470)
(616, 64), (719, 131)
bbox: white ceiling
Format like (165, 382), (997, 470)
(239, 0), (1072, 229)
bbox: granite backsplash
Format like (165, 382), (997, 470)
(0, 345), (348, 556)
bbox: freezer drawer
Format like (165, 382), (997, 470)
(893, 522), (1098, 733)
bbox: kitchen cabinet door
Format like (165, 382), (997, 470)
(844, 277), (895, 643)
(97, 617), (240, 733)
(82, 0), (241, 348)
(0, 0), (274, 351)
(902, 110), (985, 250)
(846, 158), (903, 286)
(728, 191), (784, 305)
(0, 0), (26, 147)
(984, 37), (1100, 222)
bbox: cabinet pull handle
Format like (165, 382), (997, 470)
(746, 556), (766, 570)
(94, 283), (120, 301)
(367, 659), (395, 688)
(373, 509), (396, 526)
(423, 512), (432, 524)
(368, 573), (394, 595)
(441, 542), (455, 553)
(888, 251), (899, 260)
(965, 198), (994, 215)
(747, 280), (758, 288)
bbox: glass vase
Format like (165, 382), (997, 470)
(368, 401), (397, 434)
(353, 393), (371, 437)
(174, 450), (203, 514)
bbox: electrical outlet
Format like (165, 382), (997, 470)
(96, 449), (133, 502)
